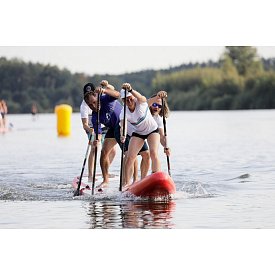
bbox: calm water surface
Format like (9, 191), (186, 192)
(1, 110), (275, 228)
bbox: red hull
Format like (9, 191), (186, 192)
(72, 171), (176, 198)
(126, 171), (176, 198)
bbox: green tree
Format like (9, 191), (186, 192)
(224, 46), (263, 76)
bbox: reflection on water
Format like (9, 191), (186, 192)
(87, 201), (176, 229)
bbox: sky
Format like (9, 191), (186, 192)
(0, 46), (275, 76)
(1, 2), (275, 76)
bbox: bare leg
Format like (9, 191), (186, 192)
(124, 137), (144, 188)
(139, 150), (150, 179)
(123, 151), (138, 184)
(98, 138), (117, 187)
(147, 133), (161, 173)
(133, 157), (139, 182)
(108, 146), (116, 178)
(108, 146), (116, 164)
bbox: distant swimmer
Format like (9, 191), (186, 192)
(31, 103), (38, 115)
(0, 99), (8, 133)
(31, 103), (38, 120)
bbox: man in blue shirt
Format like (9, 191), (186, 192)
(84, 82), (122, 188)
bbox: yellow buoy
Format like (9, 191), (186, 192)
(55, 104), (72, 136)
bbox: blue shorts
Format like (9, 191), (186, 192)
(86, 131), (107, 144)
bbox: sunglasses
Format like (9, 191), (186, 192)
(151, 102), (162, 108)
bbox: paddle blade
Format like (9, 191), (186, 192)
(73, 189), (80, 197)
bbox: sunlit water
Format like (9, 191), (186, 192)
(1, 111), (275, 228)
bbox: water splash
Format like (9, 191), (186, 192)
(178, 179), (214, 199)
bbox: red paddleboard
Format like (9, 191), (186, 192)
(125, 171), (176, 198)
(72, 171), (176, 198)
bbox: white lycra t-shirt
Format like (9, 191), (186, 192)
(153, 114), (164, 129)
(80, 100), (93, 127)
(120, 99), (158, 136)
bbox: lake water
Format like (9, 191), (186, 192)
(1, 110), (275, 229)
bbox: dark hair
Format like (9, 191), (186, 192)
(83, 83), (95, 96)
(84, 92), (94, 105)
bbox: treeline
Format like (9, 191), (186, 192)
(151, 47), (275, 110)
(1, 47), (275, 113)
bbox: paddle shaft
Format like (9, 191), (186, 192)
(119, 89), (127, 191)
(91, 92), (101, 195)
(73, 130), (93, 196)
(162, 98), (171, 176)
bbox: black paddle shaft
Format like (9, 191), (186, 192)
(74, 130), (93, 197)
(91, 92), (101, 195)
(119, 89), (127, 191)
(162, 98), (171, 176)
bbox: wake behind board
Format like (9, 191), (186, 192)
(73, 171), (176, 198)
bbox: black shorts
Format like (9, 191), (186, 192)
(114, 124), (148, 153)
(132, 128), (159, 140)
(104, 127), (115, 139)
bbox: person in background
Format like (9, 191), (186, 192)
(0, 99), (4, 132)
(119, 83), (161, 190)
(84, 82), (122, 188)
(148, 91), (171, 157)
(80, 81), (116, 182)
(31, 102), (38, 121)
(0, 99), (8, 132)
(31, 102), (38, 115)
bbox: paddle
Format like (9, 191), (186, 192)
(73, 130), (93, 197)
(119, 89), (127, 191)
(162, 98), (171, 176)
(91, 91), (101, 195)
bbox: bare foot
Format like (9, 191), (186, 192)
(122, 183), (131, 192)
(88, 176), (98, 182)
(96, 182), (109, 189)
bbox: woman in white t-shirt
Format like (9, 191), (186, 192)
(148, 91), (171, 157)
(119, 83), (161, 189)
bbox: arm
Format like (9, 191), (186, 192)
(159, 127), (171, 156)
(100, 80), (120, 99)
(94, 86), (120, 99)
(148, 91), (168, 106)
(159, 128), (166, 147)
(104, 87), (120, 99)
(80, 101), (93, 134)
(81, 118), (93, 134)
(119, 119), (128, 143)
(122, 83), (147, 103)
(131, 89), (147, 104)
(92, 134), (102, 147)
